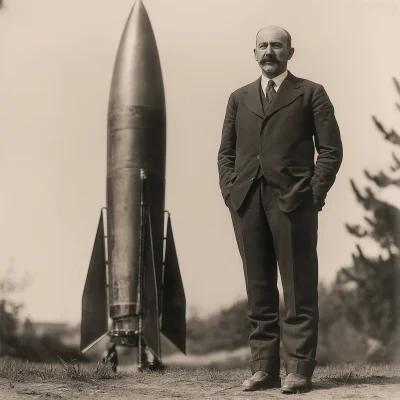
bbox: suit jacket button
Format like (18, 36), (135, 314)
(250, 178), (254, 181)
(257, 155), (260, 159)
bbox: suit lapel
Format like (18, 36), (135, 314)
(242, 71), (304, 120)
(242, 77), (264, 119)
(264, 71), (303, 119)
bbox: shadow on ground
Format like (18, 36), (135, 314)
(313, 375), (400, 390)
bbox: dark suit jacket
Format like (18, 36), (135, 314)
(218, 71), (343, 212)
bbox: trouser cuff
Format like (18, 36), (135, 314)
(249, 359), (281, 375)
(285, 359), (316, 377)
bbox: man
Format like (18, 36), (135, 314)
(217, 25), (343, 394)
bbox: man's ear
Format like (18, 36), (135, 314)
(288, 47), (295, 60)
(253, 48), (258, 61)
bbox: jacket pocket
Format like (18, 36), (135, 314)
(287, 166), (313, 177)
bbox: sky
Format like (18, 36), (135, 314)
(0, 0), (400, 324)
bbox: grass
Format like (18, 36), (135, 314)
(0, 355), (123, 383)
(1, 356), (399, 385)
(313, 362), (400, 385)
(0, 356), (399, 400)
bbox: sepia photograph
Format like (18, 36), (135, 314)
(0, 0), (400, 398)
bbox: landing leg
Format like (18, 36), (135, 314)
(144, 344), (165, 371)
(136, 342), (165, 372)
(98, 343), (118, 372)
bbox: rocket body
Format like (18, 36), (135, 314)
(107, 0), (165, 323)
(81, 0), (186, 365)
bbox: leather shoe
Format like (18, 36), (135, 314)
(281, 373), (312, 394)
(242, 371), (281, 391)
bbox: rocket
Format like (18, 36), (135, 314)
(80, 0), (186, 370)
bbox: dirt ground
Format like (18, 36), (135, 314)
(1, 366), (400, 400)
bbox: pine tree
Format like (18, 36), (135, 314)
(335, 77), (400, 362)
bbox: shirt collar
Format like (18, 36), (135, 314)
(261, 69), (288, 93)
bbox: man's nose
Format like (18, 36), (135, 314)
(265, 45), (273, 54)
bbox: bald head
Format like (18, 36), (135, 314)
(256, 25), (292, 49)
(253, 25), (295, 78)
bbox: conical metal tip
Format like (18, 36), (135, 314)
(108, 0), (165, 111)
(131, 0), (144, 12)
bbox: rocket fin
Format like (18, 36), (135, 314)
(80, 211), (108, 353)
(161, 215), (186, 354)
(142, 210), (161, 360)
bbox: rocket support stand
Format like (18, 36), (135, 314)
(137, 169), (146, 370)
(136, 168), (162, 371)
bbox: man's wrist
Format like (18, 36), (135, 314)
(312, 190), (320, 205)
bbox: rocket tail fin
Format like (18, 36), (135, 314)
(80, 210), (108, 353)
(142, 209), (161, 360)
(161, 215), (186, 354)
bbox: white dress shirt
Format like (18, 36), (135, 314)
(261, 69), (288, 96)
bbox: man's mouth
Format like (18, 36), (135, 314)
(262, 59), (278, 65)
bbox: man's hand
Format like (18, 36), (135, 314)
(312, 191), (319, 206)
(312, 190), (324, 210)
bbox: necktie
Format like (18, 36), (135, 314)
(265, 80), (276, 103)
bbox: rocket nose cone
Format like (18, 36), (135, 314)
(109, 0), (165, 111)
(128, 0), (145, 22)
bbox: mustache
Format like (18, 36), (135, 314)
(260, 56), (280, 65)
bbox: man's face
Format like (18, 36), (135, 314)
(254, 26), (294, 78)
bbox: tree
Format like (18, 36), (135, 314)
(0, 258), (30, 356)
(185, 299), (251, 354)
(335, 77), (400, 362)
